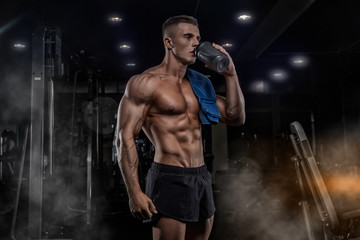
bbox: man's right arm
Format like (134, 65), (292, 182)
(115, 74), (157, 220)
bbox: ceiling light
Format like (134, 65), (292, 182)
(119, 44), (131, 49)
(13, 43), (26, 49)
(290, 56), (309, 68)
(109, 17), (122, 22)
(270, 69), (288, 82)
(238, 14), (252, 21)
(222, 43), (233, 48)
(126, 63), (136, 67)
(250, 80), (269, 93)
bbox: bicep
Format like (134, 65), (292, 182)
(117, 95), (147, 141)
(116, 74), (155, 141)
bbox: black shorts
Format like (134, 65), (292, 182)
(145, 162), (215, 224)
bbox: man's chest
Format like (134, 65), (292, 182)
(150, 79), (200, 115)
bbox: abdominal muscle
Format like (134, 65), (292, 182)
(142, 113), (205, 168)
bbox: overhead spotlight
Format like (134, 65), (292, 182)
(119, 44), (131, 49)
(290, 55), (309, 68)
(119, 44), (132, 53)
(13, 43), (26, 49)
(126, 63), (136, 67)
(237, 13), (252, 22)
(109, 16), (123, 23)
(270, 69), (288, 82)
(222, 43), (233, 48)
(250, 80), (269, 93)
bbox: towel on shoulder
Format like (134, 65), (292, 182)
(186, 68), (221, 125)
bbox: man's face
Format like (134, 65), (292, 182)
(170, 23), (201, 65)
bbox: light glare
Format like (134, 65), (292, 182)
(119, 44), (131, 49)
(270, 69), (288, 82)
(109, 17), (122, 22)
(249, 80), (269, 93)
(238, 14), (252, 21)
(290, 56), (309, 68)
(222, 43), (233, 48)
(14, 43), (26, 48)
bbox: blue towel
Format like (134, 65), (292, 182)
(186, 68), (221, 125)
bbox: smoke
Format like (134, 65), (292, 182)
(0, 51), (130, 238)
(0, 52), (31, 124)
(316, 134), (360, 215)
(326, 174), (360, 214)
(213, 159), (309, 240)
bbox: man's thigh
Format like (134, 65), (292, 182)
(153, 216), (186, 240)
(185, 216), (214, 240)
(152, 216), (214, 240)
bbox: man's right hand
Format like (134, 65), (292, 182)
(129, 191), (158, 220)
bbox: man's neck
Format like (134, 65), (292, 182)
(161, 52), (188, 81)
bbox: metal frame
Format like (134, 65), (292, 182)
(28, 25), (101, 239)
(29, 26), (46, 239)
(28, 26), (62, 239)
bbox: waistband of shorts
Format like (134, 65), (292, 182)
(150, 162), (208, 175)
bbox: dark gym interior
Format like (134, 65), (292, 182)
(1, 0), (360, 239)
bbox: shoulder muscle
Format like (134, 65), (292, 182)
(125, 73), (158, 104)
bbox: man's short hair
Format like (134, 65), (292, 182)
(162, 15), (199, 38)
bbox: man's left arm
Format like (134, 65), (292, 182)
(213, 43), (245, 126)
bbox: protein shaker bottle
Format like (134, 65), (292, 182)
(195, 41), (230, 73)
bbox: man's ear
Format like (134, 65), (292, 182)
(164, 37), (173, 49)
